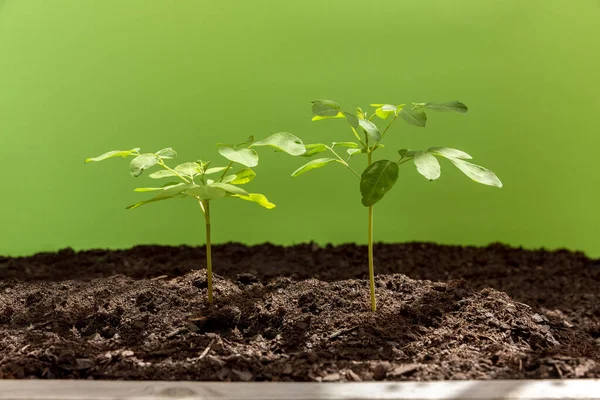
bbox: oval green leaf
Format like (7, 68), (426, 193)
(400, 109), (427, 127)
(311, 99), (341, 117)
(204, 166), (228, 175)
(358, 119), (381, 142)
(155, 148), (177, 159)
(130, 153), (160, 177)
(251, 132), (306, 156)
(149, 170), (176, 179)
(360, 160), (399, 206)
(175, 162), (202, 178)
(208, 182), (248, 196)
(428, 147), (472, 160)
(424, 101), (468, 114)
(218, 146), (259, 168)
(231, 193), (276, 209)
(185, 185), (227, 200)
(303, 143), (329, 157)
(291, 158), (341, 177)
(447, 158), (502, 188)
(413, 152), (441, 181)
(85, 148), (140, 163)
(227, 168), (256, 185)
(126, 193), (186, 210)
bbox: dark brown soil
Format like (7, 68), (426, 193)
(0, 242), (598, 381)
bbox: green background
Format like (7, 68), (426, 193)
(1, 0), (599, 257)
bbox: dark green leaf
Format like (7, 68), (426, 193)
(126, 193), (186, 210)
(85, 148), (139, 163)
(218, 146), (259, 167)
(342, 111), (359, 128)
(291, 158), (341, 177)
(251, 132), (306, 156)
(398, 149), (417, 159)
(424, 101), (468, 114)
(360, 160), (399, 206)
(400, 109), (427, 127)
(413, 152), (441, 181)
(358, 119), (381, 142)
(311, 99), (341, 117)
(130, 154), (160, 177)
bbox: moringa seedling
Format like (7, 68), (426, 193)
(85, 132), (305, 304)
(291, 100), (502, 312)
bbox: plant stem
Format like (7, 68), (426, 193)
(159, 161), (190, 184)
(367, 151), (376, 312)
(203, 200), (213, 304)
(219, 161), (234, 182)
(327, 146), (361, 179)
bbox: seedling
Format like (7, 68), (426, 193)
(292, 100), (502, 311)
(85, 132), (305, 304)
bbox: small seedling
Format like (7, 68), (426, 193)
(85, 132), (305, 304)
(291, 100), (502, 311)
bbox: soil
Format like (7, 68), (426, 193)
(0, 242), (598, 381)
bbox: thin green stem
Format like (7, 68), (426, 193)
(159, 161), (190, 184)
(350, 127), (368, 149)
(397, 157), (411, 165)
(219, 161), (234, 182)
(372, 115), (398, 149)
(202, 200), (213, 304)
(367, 151), (376, 312)
(327, 146), (361, 179)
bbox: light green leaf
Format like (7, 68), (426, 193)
(424, 101), (468, 114)
(155, 148), (177, 159)
(374, 104), (398, 120)
(175, 162), (202, 178)
(358, 119), (381, 142)
(303, 143), (329, 157)
(429, 147), (472, 160)
(251, 132), (306, 156)
(446, 158), (502, 188)
(228, 168), (256, 185)
(221, 175), (236, 183)
(236, 135), (255, 148)
(185, 185), (227, 200)
(231, 193), (276, 209)
(291, 158), (341, 177)
(126, 193), (185, 210)
(413, 152), (441, 181)
(218, 146), (259, 167)
(149, 170), (176, 179)
(312, 112), (345, 122)
(332, 141), (359, 148)
(360, 160), (399, 206)
(347, 148), (363, 158)
(205, 166), (228, 175)
(311, 99), (341, 117)
(130, 153), (160, 177)
(85, 148), (139, 163)
(208, 182), (248, 195)
(400, 108), (427, 127)
(356, 107), (365, 119)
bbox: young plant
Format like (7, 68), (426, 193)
(292, 100), (502, 312)
(85, 132), (305, 304)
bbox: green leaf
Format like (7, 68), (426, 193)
(312, 112), (345, 122)
(227, 168), (256, 185)
(428, 147), (472, 160)
(155, 148), (177, 159)
(413, 152), (441, 181)
(149, 170), (176, 179)
(360, 160), (399, 206)
(398, 149), (417, 159)
(126, 193), (186, 210)
(174, 162), (202, 178)
(204, 166), (228, 175)
(218, 146), (259, 167)
(400, 108), (427, 127)
(291, 158), (341, 177)
(133, 182), (180, 192)
(251, 132), (306, 156)
(342, 111), (359, 128)
(185, 185), (227, 200)
(231, 193), (276, 209)
(208, 182), (248, 195)
(311, 99), (341, 117)
(424, 101), (468, 114)
(347, 148), (363, 158)
(373, 104), (398, 120)
(130, 153), (160, 177)
(303, 143), (329, 157)
(446, 158), (502, 188)
(235, 135), (255, 148)
(358, 119), (381, 142)
(332, 142), (359, 148)
(85, 148), (139, 163)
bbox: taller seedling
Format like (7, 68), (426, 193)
(291, 100), (502, 311)
(85, 132), (305, 304)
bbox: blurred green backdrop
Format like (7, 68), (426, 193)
(1, 0), (599, 257)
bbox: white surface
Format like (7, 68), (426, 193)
(0, 380), (599, 400)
